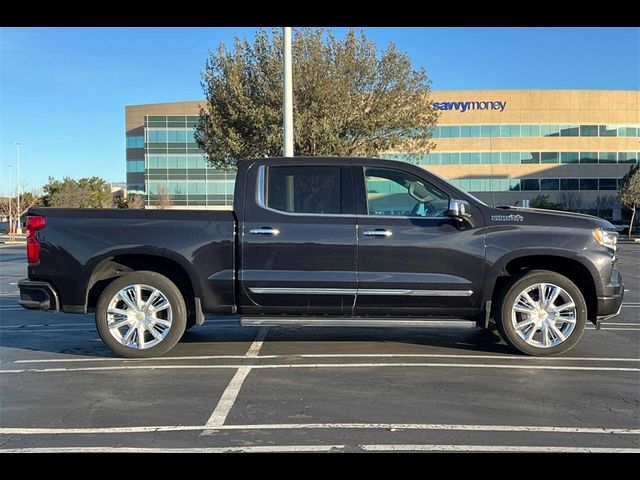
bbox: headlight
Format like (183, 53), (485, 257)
(592, 228), (618, 251)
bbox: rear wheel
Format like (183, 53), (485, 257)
(495, 270), (587, 356)
(95, 271), (187, 358)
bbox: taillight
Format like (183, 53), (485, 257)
(26, 215), (46, 265)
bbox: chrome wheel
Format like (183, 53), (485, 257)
(511, 282), (577, 349)
(106, 284), (172, 350)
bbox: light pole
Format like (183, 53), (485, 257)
(282, 27), (294, 157)
(14, 142), (22, 233)
(4, 164), (13, 235)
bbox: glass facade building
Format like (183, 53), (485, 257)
(126, 91), (639, 215)
(126, 108), (235, 207)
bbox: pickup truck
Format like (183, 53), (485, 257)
(19, 157), (624, 358)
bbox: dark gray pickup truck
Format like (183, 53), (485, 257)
(20, 157), (623, 357)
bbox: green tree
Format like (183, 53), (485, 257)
(529, 194), (557, 210)
(619, 164), (640, 238)
(196, 28), (439, 171)
(41, 176), (112, 208)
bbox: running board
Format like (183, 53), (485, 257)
(240, 317), (477, 329)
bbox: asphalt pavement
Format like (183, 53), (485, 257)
(0, 244), (638, 453)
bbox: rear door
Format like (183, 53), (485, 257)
(240, 161), (357, 315)
(353, 163), (486, 317)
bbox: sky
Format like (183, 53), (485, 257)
(1, 27), (638, 194)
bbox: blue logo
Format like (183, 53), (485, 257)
(433, 101), (507, 113)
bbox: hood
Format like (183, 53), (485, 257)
(489, 206), (615, 230)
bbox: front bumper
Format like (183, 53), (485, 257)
(595, 283), (624, 328)
(18, 279), (59, 311)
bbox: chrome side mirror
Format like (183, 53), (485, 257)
(447, 199), (472, 221)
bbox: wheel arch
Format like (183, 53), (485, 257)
(487, 253), (598, 323)
(85, 249), (201, 313)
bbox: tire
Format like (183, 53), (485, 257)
(495, 269), (587, 356)
(95, 271), (187, 358)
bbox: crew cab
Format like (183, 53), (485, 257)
(19, 157), (624, 357)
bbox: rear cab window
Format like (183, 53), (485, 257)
(261, 165), (354, 215)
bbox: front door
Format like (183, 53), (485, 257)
(353, 164), (486, 317)
(240, 162), (357, 316)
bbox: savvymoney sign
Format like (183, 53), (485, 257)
(433, 101), (507, 112)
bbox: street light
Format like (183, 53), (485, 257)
(4, 164), (13, 234)
(13, 142), (22, 234)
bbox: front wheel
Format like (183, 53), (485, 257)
(495, 270), (587, 356)
(95, 271), (187, 358)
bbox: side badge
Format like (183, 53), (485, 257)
(491, 213), (524, 222)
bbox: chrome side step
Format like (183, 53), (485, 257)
(240, 317), (477, 329)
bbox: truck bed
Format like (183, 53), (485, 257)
(26, 207), (236, 314)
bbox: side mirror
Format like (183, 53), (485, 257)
(447, 199), (472, 222)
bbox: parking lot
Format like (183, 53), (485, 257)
(0, 244), (638, 453)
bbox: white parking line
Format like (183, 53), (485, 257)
(0, 445), (346, 453)
(10, 353), (640, 365)
(204, 366), (252, 428)
(245, 327), (269, 358)
(1, 362), (639, 374)
(203, 327), (270, 429)
(1, 422), (638, 435)
(359, 445), (640, 453)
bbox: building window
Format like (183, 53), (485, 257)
(598, 179), (618, 190)
(148, 130), (167, 143)
(560, 125), (579, 137)
(579, 179), (598, 190)
(521, 179), (540, 191)
(500, 125), (517, 137)
(580, 125), (599, 137)
(599, 125), (617, 137)
(540, 179), (560, 190)
(560, 152), (579, 164)
(520, 152), (540, 164)
(541, 152), (559, 164)
(126, 160), (144, 173)
(126, 136), (144, 148)
(541, 125), (560, 137)
(599, 152), (617, 164)
(618, 152), (638, 164)
(618, 126), (638, 137)
(560, 179), (579, 191)
(579, 152), (598, 164)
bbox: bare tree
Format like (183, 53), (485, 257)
(155, 187), (172, 210)
(556, 192), (584, 212)
(0, 191), (40, 241)
(593, 195), (617, 218)
(619, 165), (640, 238)
(128, 194), (146, 209)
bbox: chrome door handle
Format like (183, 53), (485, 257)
(363, 229), (392, 237)
(249, 227), (280, 236)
